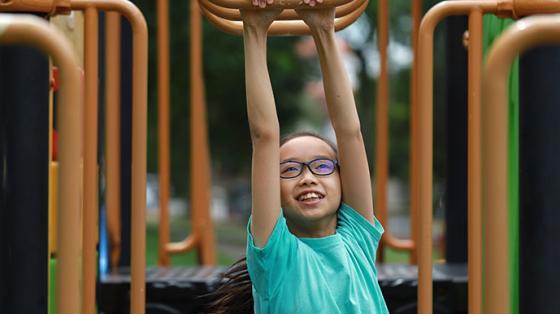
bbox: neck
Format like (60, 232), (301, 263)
(287, 215), (337, 238)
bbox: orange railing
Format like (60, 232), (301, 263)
(1, 1), (147, 313)
(417, 1), (560, 313)
(156, 0), (216, 266)
(374, 0), (423, 264)
(482, 14), (560, 314)
(417, 1), (505, 313)
(0, 13), (82, 314)
(198, 0), (368, 35)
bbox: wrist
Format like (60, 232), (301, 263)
(243, 24), (270, 38)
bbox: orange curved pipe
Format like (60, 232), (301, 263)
(69, 1), (148, 313)
(207, 0), (351, 9)
(417, 1), (500, 313)
(0, 13), (82, 314)
(200, 0), (368, 36)
(482, 14), (560, 314)
(0, 0), (71, 14)
(199, 0), (366, 21)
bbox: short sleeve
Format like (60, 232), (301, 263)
(246, 212), (298, 298)
(337, 203), (384, 265)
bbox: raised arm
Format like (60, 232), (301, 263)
(298, 8), (375, 223)
(242, 9), (283, 247)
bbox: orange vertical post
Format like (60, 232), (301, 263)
(375, 0), (389, 262)
(417, 2), (500, 313)
(409, 0), (422, 265)
(190, 0), (216, 264)
(82, 7), (99, 314)
(467, 8), (483, 314)
(70, 1), (149, 313)
(157, 0), (171, 266)
(481, 15), (560, 314)
(0, 14), (83, 314)
(105, 11), (122, 272)
(374, 0), (414, 262)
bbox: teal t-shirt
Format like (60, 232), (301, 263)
(246, 203), (388, 314)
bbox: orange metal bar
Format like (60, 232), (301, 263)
(188, 0), (216, 264)
(198, 0), (366, 21)
(482, 14), (560, 314)
(159, 0), (216, 264)
(0, 0), (71, 14)
(374, 0), (415, 263)
(409, 0), (422, 265)
(82, 7), (99, 314)
(467, 8), (483, 314)
(512, 0), (560, 17)
(105, 11), (122, 272)
(207, 0), (351, 9)
(200, 0), (368, 36)
(157, 0), (171, 266)
(69, 1), (148, 313)
(417, 2), (500, 313)
(0, 13), (82, 314)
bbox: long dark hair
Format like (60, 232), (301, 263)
(206, 131), (337, 313)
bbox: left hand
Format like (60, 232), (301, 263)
(296, 7), (335, 32)
(302, 0), (323, 7)
(252, 0), (274, 9)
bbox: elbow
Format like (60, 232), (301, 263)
(250, 125), (280, 144)
(334, 122), (362, 139)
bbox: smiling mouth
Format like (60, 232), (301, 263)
(297, 192), (324, 202)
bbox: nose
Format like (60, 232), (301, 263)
(298, 166), (317, 185)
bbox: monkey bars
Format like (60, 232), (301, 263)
(199, 0), (368, 35)
(482, 14), (560, 314)
(417, 1), (560, 314)
(0, 13), (82, 314)
(0, 1), (147, 313)
(417, 2), (503, 313)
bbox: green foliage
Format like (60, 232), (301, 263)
(134, 0), (305, 198)
(133, 0), (445, 199)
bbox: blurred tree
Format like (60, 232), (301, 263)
(134, 0), (305, 198)
(133, 0), (446, 202)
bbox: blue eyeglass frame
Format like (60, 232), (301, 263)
(279, 158), (338, 179)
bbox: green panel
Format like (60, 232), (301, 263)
(482, 15), (519, 314)
(49, 258), (56, 314)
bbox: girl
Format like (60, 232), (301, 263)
(210, 3), (388, 313)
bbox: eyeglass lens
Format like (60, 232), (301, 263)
(280, 159), (336, 178)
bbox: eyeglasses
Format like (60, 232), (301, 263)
(280, 158), (338, 179)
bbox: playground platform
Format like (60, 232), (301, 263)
(98, 263), (467, 313)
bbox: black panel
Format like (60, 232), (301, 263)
(119, 17), (133, 268)
(519, 46), (560, 314)
(0, 45), (49, 314)
(444, 16), (468, 263)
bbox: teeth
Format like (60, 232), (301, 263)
(299, 192), (322, 201)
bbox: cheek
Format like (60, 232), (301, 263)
(280, 181), (293, 205)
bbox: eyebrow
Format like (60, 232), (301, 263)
(280, 155), (334, 163)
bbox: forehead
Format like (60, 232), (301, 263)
(280, 136), (336, 161)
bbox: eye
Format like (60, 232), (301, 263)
(280, 162), (302, 174)
(281, 166), (299, 173)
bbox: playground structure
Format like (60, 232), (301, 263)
(1, 0), (560, 313)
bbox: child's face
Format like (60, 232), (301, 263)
(279, 136), (342, 233)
